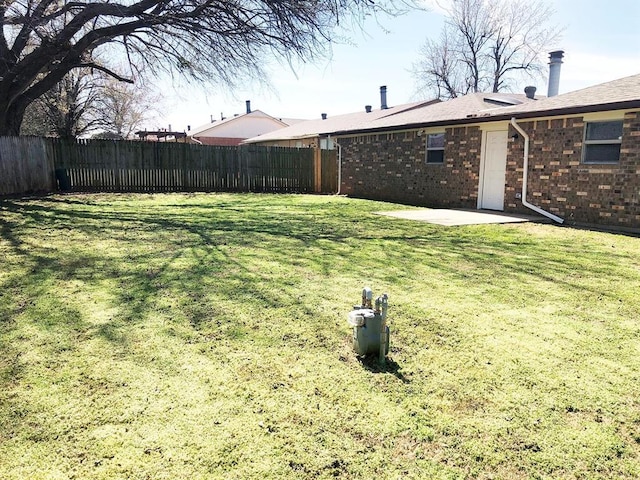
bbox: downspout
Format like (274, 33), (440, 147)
(327, 135), (342, 195)
(510, 118), (564, 224)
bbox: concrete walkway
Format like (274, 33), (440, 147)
(376, 208), (546, 226)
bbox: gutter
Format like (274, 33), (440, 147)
(510, 118), (564, 224)
(327, 135), (342, 195)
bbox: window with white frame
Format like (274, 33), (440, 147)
(426, 132), (445, 164)
(582, 120), (623, 164)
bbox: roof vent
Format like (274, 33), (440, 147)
(365, 105), (372, 113)
(321, 113), (327, 120)
(246, 100), (251, 114)
(524, 86), (537, 99)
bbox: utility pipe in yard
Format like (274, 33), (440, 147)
(510, 118), (564, 224)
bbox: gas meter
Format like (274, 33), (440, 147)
(347, 287), (389, 363)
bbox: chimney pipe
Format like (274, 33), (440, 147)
(547, 50), (564, 97)
(365, 105), (372, 113)
(380, 85), (388, 110)
(321, 113), (327, 120)
(210, 115), (214, 123)
(524, 86), (536, 99)
(246, 100), (251, 114)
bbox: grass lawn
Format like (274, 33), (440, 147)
(1, 193), (640, 479)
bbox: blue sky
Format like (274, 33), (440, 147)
(158, 0), (640, 132)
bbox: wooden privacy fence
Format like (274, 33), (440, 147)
(321, 149), (338, 194)
(52, 140), (317, 193)
(0, 137), (339, 195)
(0, 136), (56, 195)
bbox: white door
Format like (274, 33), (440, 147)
(480, 130), (508, 211)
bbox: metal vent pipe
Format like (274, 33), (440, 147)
(380, 86), (388, 109)
(547, 50), (564, 97)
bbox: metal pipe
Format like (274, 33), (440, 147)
(328, 135), (342, 195)
(547, 50), (564, 97)
(510, 118), (564, 224)
(378, 294), (388, 364)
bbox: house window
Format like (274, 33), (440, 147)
(583, 120), (623, 164)
(426, 132), (445, 164)
(320, 138), (335, 150)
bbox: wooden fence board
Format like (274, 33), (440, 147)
(1, 137), (327, 196)
(321, 150), (338, 194)
(0, 136), (55, 195)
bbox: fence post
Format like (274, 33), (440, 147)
(313, 146), (322, 193)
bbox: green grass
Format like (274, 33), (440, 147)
(1, 192), (640, 479)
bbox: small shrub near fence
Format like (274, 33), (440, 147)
(0, 137), (333, 195)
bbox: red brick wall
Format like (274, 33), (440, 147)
(339, 127), (482, 208)
(506, 111), (640, 228)
(340, 110), (640, 229)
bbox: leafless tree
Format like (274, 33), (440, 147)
(22, 69), (102, 138)
(0, 0), (415, 136)
(22, 71), (159, 139)
(412, 0), (562, 99)
(414, 24), (472, 99)
(93, 78), (161, 139)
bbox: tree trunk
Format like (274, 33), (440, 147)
(0, 101), (27, 136)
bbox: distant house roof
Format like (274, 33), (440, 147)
(243, 100), (439, 143)
(190, 110), (289, 137)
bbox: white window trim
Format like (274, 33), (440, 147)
(582, 120), (623, 164)
(425, 132), (445, 164)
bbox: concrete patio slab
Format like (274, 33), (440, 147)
(375, 209), (546, 226)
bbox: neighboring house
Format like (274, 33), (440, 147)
(190, 102), (303, 146)
(331, 74), (640, 229)
(244, 86), (440, 149)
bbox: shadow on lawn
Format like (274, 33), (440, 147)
(0, 196), (357, 352)
(359, 356), (410, 384)
(1, 194), (638, 342)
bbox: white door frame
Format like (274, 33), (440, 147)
(477, 123), (509, 211)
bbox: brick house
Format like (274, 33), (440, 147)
(332, 74), (640, 230)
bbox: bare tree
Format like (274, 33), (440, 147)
(414, 26), (469, 99)
(22, 69), (102, 138)
(487, 0), (559, 93)
(0, 0), (415, 136)
(412, 0), (561, 99)
(22, 71), (159, 139)
(93, 79), (160, 139)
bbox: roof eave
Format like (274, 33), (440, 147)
(329, 100), (640, 136)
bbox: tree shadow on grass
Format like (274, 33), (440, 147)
(358, 355), (410, 384)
